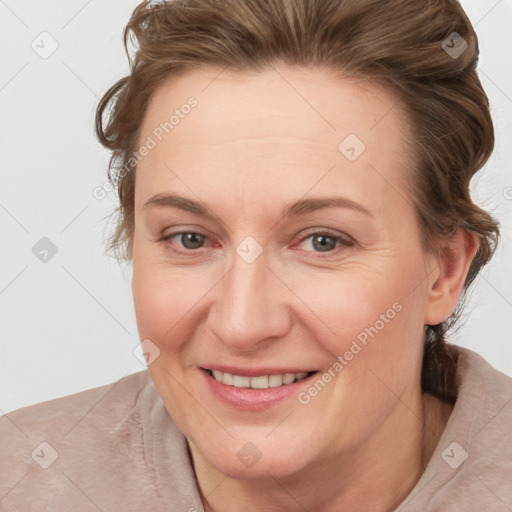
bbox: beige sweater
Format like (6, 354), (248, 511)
(1, 346), (511, 511)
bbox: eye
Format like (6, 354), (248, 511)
(296, 230), (353, 254)
(161, 231), (210, 253)
(160, 228), (353, 256)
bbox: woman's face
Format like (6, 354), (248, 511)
(132, 64), (439, 479)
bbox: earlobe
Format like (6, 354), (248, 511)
(424, 230), (479, 326)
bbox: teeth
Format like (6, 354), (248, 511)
(209, 370), (311, 389)
(268, 375), (283, 387)
(233, 375), (251, 388)
(282, 373), (296, 385)
(222, 372), (234, 386)
(250, 375), (269, 389)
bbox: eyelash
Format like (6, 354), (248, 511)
(159, 228), (354, 257)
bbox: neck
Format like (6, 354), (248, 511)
(192, 391), (453, 512)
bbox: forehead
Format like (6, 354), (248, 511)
(135, 64), (414, 215)
(141, 64), (410, 142)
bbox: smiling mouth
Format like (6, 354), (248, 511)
(204, 368), (318, 389)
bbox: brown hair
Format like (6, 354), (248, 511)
(96, 0), (499, 402)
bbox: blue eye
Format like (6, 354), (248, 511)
(303, 233), (338, 252)
(298, 231), (351, 253)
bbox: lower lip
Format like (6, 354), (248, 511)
(201, 369), (317, 411)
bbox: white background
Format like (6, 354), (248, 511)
(1, 0), (511, 414)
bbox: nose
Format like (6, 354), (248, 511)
(207, 251), (292, 352)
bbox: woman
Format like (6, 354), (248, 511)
(1, 0), (511, 510)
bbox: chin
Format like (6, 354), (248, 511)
(192, 433), (314, 481)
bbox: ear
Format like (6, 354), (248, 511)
(424, 230), (479, 326)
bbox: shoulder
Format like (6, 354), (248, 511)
(0, 371), (173, 511)
(400, 346), (512, 511)
(453, 345), (512, 443)
(0, 370), (151, 443)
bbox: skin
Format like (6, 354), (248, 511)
(131, 64), (478, 511)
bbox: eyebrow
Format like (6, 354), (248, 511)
(143, 193), (372, 218)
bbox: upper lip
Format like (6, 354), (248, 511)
(201, 365), (317, 377)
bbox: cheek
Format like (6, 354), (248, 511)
(287, 261), (427, 445)
(285, 258), (423, 360)
(131, 250), (218, 355)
